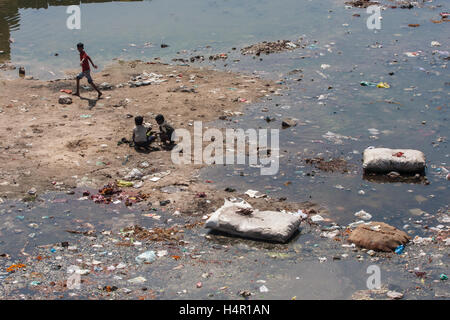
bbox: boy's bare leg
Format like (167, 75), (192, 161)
(73, 78), (80, 96)
(90, 82), (102, 99)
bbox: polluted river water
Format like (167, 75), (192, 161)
(0, 0), (449, 299)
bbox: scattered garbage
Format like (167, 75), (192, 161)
(310, 214), (324, 223)
(244, 189), (266, 198)
(376, 82), (390, 88)
(345, 0), (379, 8)
(124, 168), (144, 180)
(128, 276), (146, 284)
(99, 82), (113, 90)
(322, 131), (358, 145)
(404, 51), (421, 57)
(394, 244), (405, 255)
(127, 72), (167, 87)
(0, 9), (448, 300)
(431, 41), (441, 47)
(58, 95), (72, 105)
(241, 40), (300, 56)
(259, 285), (269, 293)
(354, 210), (372, 221)
(387, 291), (404, 300)
(209, 53), (228, 61)
(281, 118), (298, 128)
(135, 251), (157, 264)
(360, 81), (390, 88)
(117, 180), (133, 187)
(87, 182), (149, 205)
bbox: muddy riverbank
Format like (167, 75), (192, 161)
(0, 0), (449, 300)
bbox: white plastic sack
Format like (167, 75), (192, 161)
(363, 148), (426, 173)
(205, 198), (302, 243)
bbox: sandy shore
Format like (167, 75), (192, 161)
(0, 60), (288, 209)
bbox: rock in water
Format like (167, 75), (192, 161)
(363, 148), (425, 173)
(387, 291), (404, 300)
(281, 118), (297, 128)
(205, 198), (302, 243)
(58, 95), (73, 105)
(348, 221), (410, 252)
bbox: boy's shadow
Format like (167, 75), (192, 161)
(161, 143), (176, 151)
(134, 146), (160, 154)
(133, 144), (176, 154)
(79, 96), (98, 110)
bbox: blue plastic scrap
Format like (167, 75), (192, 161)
(395, 245), (405, 255)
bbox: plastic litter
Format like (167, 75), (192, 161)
(395, 244), (405, 255)
(135, 251), (157, 264)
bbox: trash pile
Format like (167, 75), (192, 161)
(241, 40), (300, 56)
(121, 225), (184, 243)
(209, 53), (228, 61)
(84, 182), (149, 206)
(128, 72), (167, 87)
(344, 0), (379, 8)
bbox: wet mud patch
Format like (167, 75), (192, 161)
(66, 139), (89, 151)
(345, 0), (379, 8)
(304, 158), (352, 174)
(363, 172), (429, 185)
(160, 185), (189, 194)
(241, 40), (301, 56)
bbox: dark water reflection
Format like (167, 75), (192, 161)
(0, 0), (144, 62)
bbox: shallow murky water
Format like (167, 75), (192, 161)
(2, 1), (447, 225)
(0, 0), (449, 299)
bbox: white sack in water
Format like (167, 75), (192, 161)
(205, 198), (302, 243)
(363, 148), (425, 173)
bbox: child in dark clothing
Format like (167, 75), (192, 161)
(155, 114), (175, 146)
(132, 116), (156, 150)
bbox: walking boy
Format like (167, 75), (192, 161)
(74, 43), (102, 99)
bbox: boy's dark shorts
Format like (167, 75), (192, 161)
(134, 136), (156, 149)
(77, 70), (93, 84)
